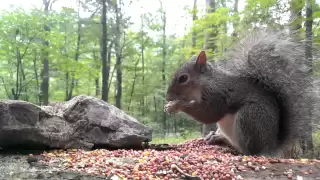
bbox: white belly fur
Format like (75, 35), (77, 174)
(217, 114), (240, 150)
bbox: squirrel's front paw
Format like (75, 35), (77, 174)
(204, 131), (228, 145)
(164, 101), (180, 114)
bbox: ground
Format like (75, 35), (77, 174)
(0, 138), (319, 180)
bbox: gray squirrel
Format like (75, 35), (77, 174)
(164, 29), (320, 156)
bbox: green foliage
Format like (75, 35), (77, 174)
(312, 130), (320, 158)
(151, 132), (201, 144)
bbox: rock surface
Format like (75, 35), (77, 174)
(0, 95), (152, 150)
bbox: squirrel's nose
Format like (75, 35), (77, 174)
(165, 94), (171, 101)
(165, 93), (174, 102)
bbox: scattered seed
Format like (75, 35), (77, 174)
(38, 138), (316, 179)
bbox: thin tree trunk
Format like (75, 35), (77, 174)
(13, 48), (21, 100)
(115, 0), (122, 109)
(289, 0), (303, 34)
(41, 0), (50, 105)
(304, 0), (314, 156)
(93, 46), (100, 96)
(204, 0), (217, 52)
(33, 49), (41, 105)
(140, 14), (145, 117)
(159, 0), (167, 136)
(153, 96), (158, 123)
(106, 42), (114, 94)
(18, 48), (28, 101)
(108, 64), (116, 92)
(95, 78), (100, 96)
(87, 71), (91, 96)
(65, 72), (69, 100)
(288, 0), (305, 157)
(305, 0), (313, 70)
(68, 1), (81, 100)
(221, 0), (227, 55)
(232, 0), (239, 41)
(128, 58), (140, 111)
(101, 0), (108, 102)
(64, 30), (69, 101)
(202, 0), (217, 137)
(191, 0), (197, 54)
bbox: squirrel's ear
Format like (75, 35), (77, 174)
(195, 51), (207, 73)
(196, 51), (207, 65)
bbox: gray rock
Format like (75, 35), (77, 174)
(0, 95), (152, 150)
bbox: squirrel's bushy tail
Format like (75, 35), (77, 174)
(224, 29), (320, 152)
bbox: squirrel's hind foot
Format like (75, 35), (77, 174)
(204, 131), (229, 146)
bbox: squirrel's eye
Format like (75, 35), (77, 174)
(178, 74), (189, 84)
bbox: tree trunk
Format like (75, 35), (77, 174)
(13, 47), (22, 100)
(128, 58), (140, 111)
(40, 0), (50, 105)
(101, 0), (108, 102)
(204, 0), (218, 52)
(191, 0), (197, 54)
(64, 30), (69, 101)
(152, 96), (158, 124)
(33, 49), (41, 105)
(232, 0), (239, 41)
(159, 0), (167, 136)
(289, 0), (303, 34)
(221, 0), (227, 55)
(202, 0), (217, 137)
(304, 0), (314, 157)
(288, 0), (307, 157)
(95, 78), (100, 96)
(140, 14), (145, 117)
(106, 41), (114, 94)
(65, 73), (69, 100)
(16, 46), (28, 101)
(93, 46), (100, 97)
(67, 1), (81, 100)
(115, 0), (122, 109)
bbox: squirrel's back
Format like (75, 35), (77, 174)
(219, 29), (320, 151)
